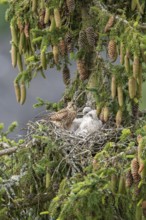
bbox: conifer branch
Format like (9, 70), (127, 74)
(93, 0), (145, 31)
(12, 193), (52, 209)
(0, 142), (31, 156)
(0, 146), (18, 156)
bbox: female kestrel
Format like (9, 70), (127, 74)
(49, 102), (77, 129)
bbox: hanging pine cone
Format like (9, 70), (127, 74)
(66, 0), (75, 13)
(17, 52), (23, 72)
(125, 170), (133, 188)
(78, 30), (88, 50)
(103, 106), (109, 122)
(99, 108), (104, 122)
(133, 54), (140, 79)
(32, 0), (37, 12)
(17, 18), (23, 32)
(117, 86), (123, 107)
(65, 32), (74, 53)
(14, 82), (21, 103)
(131, 0), (137, 11)
(131, 158), (141, 183)
(62, 65), (70, 85)
(131, 101), (139, 118)
(108, 39), (117, 61)
(39, 10), (45, 28)
(111, 75), (116, 99)
(44, 7), (50, 24)
(11, 44), (17, 68)
(96, 105), (101, 117)
(54, 8), (61, 28)
(137, 64), (142, 99)
(85, 27), (96, 47)
(20, 82), (26, 105)
(116, 109), (122, 128)
(10, 23), (18, 46)
(77, 59), (89, 81)
(40, 50), (47, 70)
(24, 23), (29, 38)
(49, 16), (56, 32)
(120, 42), (125, 65)
(124, 55), (130, 73)
(59, 39), (67, 56)
(52, 45), (59, 64)
(128, 77), (137, 99)
(104, 15), (115, 33)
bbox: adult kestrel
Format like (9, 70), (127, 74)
(49, 102), (77, 129)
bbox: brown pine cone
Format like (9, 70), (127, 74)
(24, 23), (29, 38)
(131, 158), (141, 183)
(85, 27), (96, 47)
(62, 65), (70, 85)
(108, 39), (117, 61)
(39, 10), (45, 28)
(120, 42), (125, 65)
(133, 54), (140, 79)
(65, 32), (74, 53)
(54, 8), (61, 28)
(59, 39), (67, 56)
(125, 170), (133, 188)
(131, 101), (139, 119)
(116, 109), (122, 128)
(17, 18), (23, 32)
(77, 59), (89, 80)
(78, 30), (88, 50)
(104, 15), (115, 32)
(52, 45), (59, 64)
(128, 77), (137, 99)
(66, 0), (75, 13)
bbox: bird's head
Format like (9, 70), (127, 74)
(86, 110), (98, 120)
(67, 102), (77, 111)
(86, 112), (94, 119)
(82, 107), (92, 115)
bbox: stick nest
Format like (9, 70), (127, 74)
(26, 115), (122, 176)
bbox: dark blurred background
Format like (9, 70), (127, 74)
(0, 4), (146, 136)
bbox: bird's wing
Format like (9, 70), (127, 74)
(50, 109), (68, 121)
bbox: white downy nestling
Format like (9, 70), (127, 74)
(75, 110), (102, 137)
(69, 106), (92, 132)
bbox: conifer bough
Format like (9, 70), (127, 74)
(3, 0), (146, 219)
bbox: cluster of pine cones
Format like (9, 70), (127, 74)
(10, 0), (78, 103)
(125, 135), (146, 213)
(101, 12), (146, 127)
(77, 26), (96, 81)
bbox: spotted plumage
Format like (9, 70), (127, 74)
(50, 102), (77, 129)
